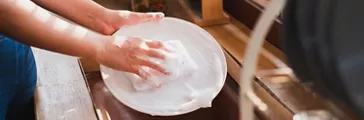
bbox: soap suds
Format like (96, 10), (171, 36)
(101, 17), (227, 116)
(126, 40), (198, 92)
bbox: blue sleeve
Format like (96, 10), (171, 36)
(0, 34), (37, 120)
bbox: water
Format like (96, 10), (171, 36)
(293, 110), (338, 120)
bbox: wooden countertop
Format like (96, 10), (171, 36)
(33, 48), (97, 120)
(33, 0), (360, 120)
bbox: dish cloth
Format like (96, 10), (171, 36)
(125, 40), (198, 92)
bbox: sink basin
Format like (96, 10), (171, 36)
(85, 72), (239, 120)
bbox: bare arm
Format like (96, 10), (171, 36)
(0, 0), (168, 76)
(31, 0), (165, 35)
(0, 0), (107, 59)
(31, 0), (116, 35)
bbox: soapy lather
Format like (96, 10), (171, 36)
(125, 40), (199, 92)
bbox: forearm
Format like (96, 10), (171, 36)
(31, 0), (115, 35)
(0, 0), (108, 59)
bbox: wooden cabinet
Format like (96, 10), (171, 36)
(178, 0), (230, 26)
(131, 0), (167, 12)
(224, 0), (282, 49)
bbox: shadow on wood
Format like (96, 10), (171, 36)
(85, 71), (240, 120)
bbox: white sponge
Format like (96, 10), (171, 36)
(125, 40), (198, 92)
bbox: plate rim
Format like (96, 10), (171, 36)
(101, 17), (228, 116)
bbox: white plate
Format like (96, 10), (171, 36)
(100, 17), (227, 116)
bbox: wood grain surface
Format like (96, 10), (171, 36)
(33, 48), (97, 120)
(210, 15), (360, 120)
(87, 1), (321, 120)
(223, 50), (293, 120)
(177, 0), (230, 26)
(34, 0), (360, 120)
(83, 70), (243, 120)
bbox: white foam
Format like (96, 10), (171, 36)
(125, 40), (198, 92)
(100, 17), (227, 116)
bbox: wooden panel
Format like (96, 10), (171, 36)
(224, 0), (282, 48)
(79, 58), (99, 73)
(82, 70), (244, 120)
(177, 0), (230, 26)
(224, 50), (293, 120)
(83, 0), (359, 119)
(203, 18), (285, 71)
(208, 16), (360, 119)
(32, 48), (97, 120)
(202, 0), (224, 20)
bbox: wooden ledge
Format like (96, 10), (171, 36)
(44, 0), (361, 119)
(208, 17), (360, 120)
(178, 0), (230, 27)
(54, 16), (360, 120)
(33, 48), (97, 120)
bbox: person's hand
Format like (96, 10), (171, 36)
(102, 10), (165, 35)
(96, 36), (170, 79)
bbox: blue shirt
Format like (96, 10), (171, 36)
(0, 34), (37, 119)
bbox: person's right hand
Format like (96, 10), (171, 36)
(96, 36), (170, 79)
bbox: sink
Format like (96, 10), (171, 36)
(85, 72), (239, 120)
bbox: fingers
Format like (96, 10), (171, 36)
(137, 59), (169, 75)
(146, 49), (165, 59)
(147, 12), (165, 22)
(145, 41), (172, 52)
(137, 67), (151, 80)
(141, 12), (165, 23)
(128, 66), (150, 80)
(146, 41), (163, 48)
(137, 46), (165, 59)
(129, 12), (165, 25)
(128, 59), (168, 79)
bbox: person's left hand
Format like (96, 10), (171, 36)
(102, 10), (165, 35)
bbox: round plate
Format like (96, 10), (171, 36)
(100, 17), (227, 116)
